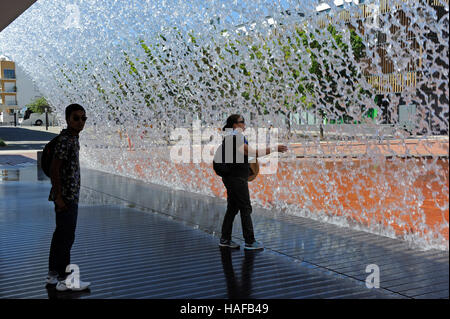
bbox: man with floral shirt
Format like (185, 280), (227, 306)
(46, 104), (90, 292)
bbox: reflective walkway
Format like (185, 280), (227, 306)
(0, 163), (448, 299)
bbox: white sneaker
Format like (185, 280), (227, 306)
(56, 279), (91, 292)
(46, 272), (58, 285)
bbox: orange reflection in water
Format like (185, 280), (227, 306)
(126, 156), (449, 244)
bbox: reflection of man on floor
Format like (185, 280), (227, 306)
(220, 248), (257, 299)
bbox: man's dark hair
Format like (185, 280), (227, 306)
(65, 104), (85, 122)
(223, 114), (243, 131)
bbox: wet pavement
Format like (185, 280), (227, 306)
(0, 164), (448, 299)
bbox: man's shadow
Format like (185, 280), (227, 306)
(220, 247), (259, 299)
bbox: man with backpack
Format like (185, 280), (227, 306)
(45, 103), (91, 291)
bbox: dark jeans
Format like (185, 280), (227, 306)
(49, 201), (78, 279)
(221, 176), (255, 244)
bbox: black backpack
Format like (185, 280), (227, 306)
(213, 137), (232, 177)
(41, 135), (61, 178)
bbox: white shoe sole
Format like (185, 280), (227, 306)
(56, 282), (91, 292)
(244, 246), (264, 250)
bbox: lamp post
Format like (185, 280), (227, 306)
(45, 106), (49, 131)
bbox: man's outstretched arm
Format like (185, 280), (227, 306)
(241, 144), (288, 157)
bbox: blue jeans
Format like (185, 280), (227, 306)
(48, 201), (78, 280)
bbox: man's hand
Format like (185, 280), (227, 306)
(277, 145), (288, 153)
(55, 197), (67, 212)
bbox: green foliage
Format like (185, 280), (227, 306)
(350, 29), (365, 61)
(26, 97), (51, 114)
(59, 19), (374, 126)
(296, 23), (372, 121)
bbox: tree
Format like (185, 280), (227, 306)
(26, 97), (51, 114)
(292, 24), (372, 138)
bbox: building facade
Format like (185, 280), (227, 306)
(317, 0), (449, 134)
(0, 57), (19, 122)
(0, 56), (43, 123)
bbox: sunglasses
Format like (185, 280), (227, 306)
(237, 119), (245, 124)
(73, 115), (88, 122)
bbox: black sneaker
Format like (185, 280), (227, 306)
(219, 239), (240, 249)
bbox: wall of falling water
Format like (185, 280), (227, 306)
(0, 0), (448, 250)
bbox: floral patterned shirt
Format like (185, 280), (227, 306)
(48, 129), (81, 203)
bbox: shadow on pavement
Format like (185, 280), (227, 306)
(0, 127), (58, 141)
(0, 127), (59, 151)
